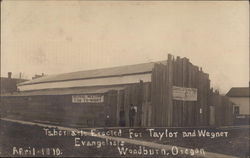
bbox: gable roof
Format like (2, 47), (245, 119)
(18, 60), (167, 86)
(226, 87), (250, 97)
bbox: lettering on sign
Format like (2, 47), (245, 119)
(172, 86), (197, 101)
(72, 95), (104, 103)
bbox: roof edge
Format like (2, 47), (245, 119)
(18, 71), (152, 86)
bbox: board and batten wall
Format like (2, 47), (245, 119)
(0, 93), (115, 127)
(3, 54), (235, 127)
(18, 73), (151, 91)
(150, 54), (234, 127)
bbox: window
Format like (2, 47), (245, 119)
(234, 106), (240, 115)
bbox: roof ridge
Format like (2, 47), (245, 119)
(230, 87), (249, 88)
(18, 60), (166, 86)
(59, 60), (166, 75)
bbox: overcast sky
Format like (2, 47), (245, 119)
(1, 1), (249, 93)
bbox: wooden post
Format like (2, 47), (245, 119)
(116, 90), (121, 126)
(162, 64), (167, 126)
(172, 57), (178, 127)
(167, 54), (174, 126)
(151, 66), (156, 126)
(193, 66), (199, 126)
(182, 58), (188, 126)
(137, 80), (144, 126)
(176, 56), (183, 126)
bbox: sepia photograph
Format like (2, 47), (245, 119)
(0, 0), (249, 157)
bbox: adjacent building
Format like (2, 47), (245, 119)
(0, 72), (28, 94)
(226, 87), (250, 116)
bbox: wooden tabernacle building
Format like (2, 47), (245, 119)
(0, 54), (234, 127)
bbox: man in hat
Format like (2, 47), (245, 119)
(129, 104), (137, 127)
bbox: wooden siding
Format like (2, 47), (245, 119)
(1, 94), (109, 127)
(1, 54), (234, 127)
(150, 54), (233, 127)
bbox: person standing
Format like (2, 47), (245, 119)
(119, 110), (125, 127)
(105, 115), (110, 127)
(129, 104), (136, 127)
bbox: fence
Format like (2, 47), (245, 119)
(208, 89), (234, 126)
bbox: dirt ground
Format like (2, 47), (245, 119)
(0, 120), (249, 158)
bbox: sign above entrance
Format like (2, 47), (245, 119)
(172, 86), (197, 101)
(72, 95), (104, 103)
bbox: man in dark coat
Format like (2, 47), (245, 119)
(119, 110), (126, 127)
(129, 104), (136, 127)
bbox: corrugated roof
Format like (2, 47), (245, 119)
(226, 87), (250, 97)
(18, 61), (167, 86)
(1, 85), (126, 97)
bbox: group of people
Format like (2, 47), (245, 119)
(105, 104), (138, 127)
(119, 104), (137, 127)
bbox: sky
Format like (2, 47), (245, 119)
(1, 1), (249, 94)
